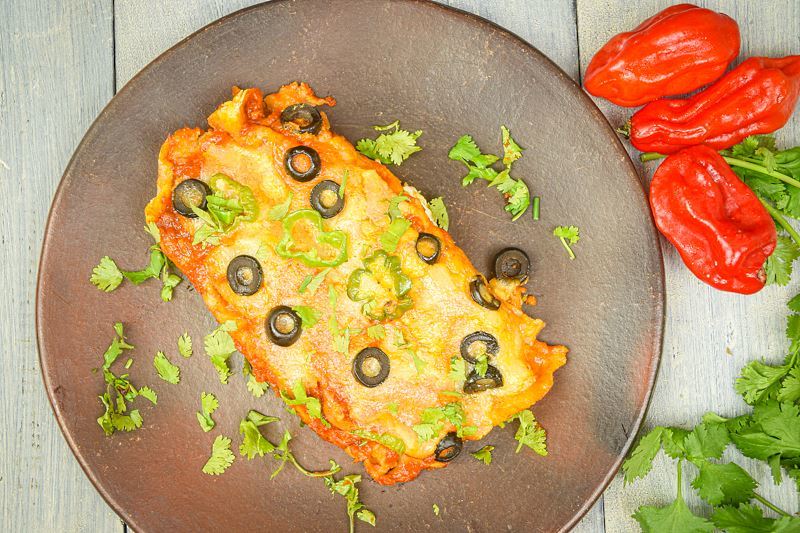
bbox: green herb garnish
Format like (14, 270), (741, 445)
(202, 435), (235, 475)
(471, 445), (495, 465)
(153, 351), (180, 384)
(196, 392), (219, 432)
(553, 225), (580, 260)
(204, 320), (237, 384)
(356, 120), (422, 165)
(177, 332), (192, 358)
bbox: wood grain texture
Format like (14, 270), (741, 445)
(0, 0), (121, 531)
(576, 1), (800, 530)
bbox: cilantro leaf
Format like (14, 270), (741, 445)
(204, 320), (237, 384)
(177, 332), (192, 358)
(448, 356), (466, 383)
(121, 249), (165, 285)
(292, 305), (320, 329)
(196, 392), (219, 432)
(267, 192), (293, 221)
(299, 268), (330, 294)
(427, 197), (449, 230)
(507, 409), (547, 455)
(471, 445), (494, 465)
(380, 217), (411, 253)
(243, 360), (269, 398)
(138, 386), (157, 405)
(474, 354), (489, 378)
(778, 366), (800, 402)
(501, 125), (523, 167)
(102, 322), (134, 369)
(238, 410), (279, 459)
(433, 504), (440, 516)
(153, 351), (180, 384)
(202, 435), (235, 475)
(684, 421), (730, 464)
(691, 462), (756, 506)
(711, 503), (787, 533)
(736, 359), (792, 405)
(281, 380), (330, 427)
(90, 256), (123, 291)
(765, 236), (800, 286)
(622, 427), (665, 484)
(553, 225), (580, 260)
(633, 497), (714, 533)
(356, 121), (422, 165)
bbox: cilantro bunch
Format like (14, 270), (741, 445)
(356, 120), (422, 165)
(623, 294), (800, 531)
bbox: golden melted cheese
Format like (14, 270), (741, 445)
(145, 82), (567, 484)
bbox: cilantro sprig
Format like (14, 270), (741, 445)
(196, 392), (219, 432)
(204, 320), (237, 384)
(94, 323), (157, 436)
(356, 120), (422, 166)
(623, 294), (800, 531)
(448, 126), (531, 220)
(202, 435), (235, 475)
(553, 225), (580, 260)
(90, 224), (182, 301)
(237, 410), (372, 532)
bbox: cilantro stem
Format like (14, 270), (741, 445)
(532, 196), (540, 221)
(753, 492), (792, 518)
(282, 452), (341, 478)
(722, 156), (800, 190)
(761, 198), (800, 246)
(676, 459), (683, 500)
(558, 237), (576, 260)
(640, 152), (665, 162)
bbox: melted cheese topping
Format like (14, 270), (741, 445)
(145, 82), (567, 484)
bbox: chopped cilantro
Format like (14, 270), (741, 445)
(292, 305), (320, 329)
(177, 332), (192, 358)
(433, 504), (440, 516)
(153, 351), (180, 384)
(204, 320), (237, 384)
(196, 392), (219, 432)
(356, 120), (422, 165)
(367, 324), (385, 340)
(428, 197), (449, 230)
(243, 360), (270, 398)
(448, 128), (531, 220)
(352, 429), (406, 455)
(299, 268), (331, 294)
(553, 225), (580, 260)
(506, 410), (548, 455)
(448, 356), (466, 383)
(202, 435), (235, 475)
(90, 256), (123, 292)
(280, 380), (330, 428)
(471, 445), (494, 465)
(267, 192), (294, 221)
(138, 386), (157, 405)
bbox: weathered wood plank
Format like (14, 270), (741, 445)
(0, 1), (121, 531)
(577, 1), (800, 530)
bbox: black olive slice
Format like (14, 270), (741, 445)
(469, 276), (500, 310)
(434, 432), (463, 462)
(280, 103), (322, 135)
(226, 255), (263, 296)
(266, 306), (302, 346)
(463, 365), (504, 393)
(494, 247), (530, 282)
(460, 331), (499, 364)
(415, 233), (441, 264)
(172, 179), (211, 218)
(310, 180), (344, 218)
(285, 146), (321, 182)
(353, 347), (390, 388)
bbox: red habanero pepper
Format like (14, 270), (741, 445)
(649, 145), (777, 295)
(631, 56), (800, 154)
(584, 4), (739, 107)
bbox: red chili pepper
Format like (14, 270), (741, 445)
(631, 56), (800, 154)
(650, 145), (777, 294)
(584, 4), (739, 107)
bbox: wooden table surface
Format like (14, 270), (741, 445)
(2, 0), (799, 531)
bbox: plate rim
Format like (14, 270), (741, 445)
(35, 1), (665, 530)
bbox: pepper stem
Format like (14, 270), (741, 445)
(761, 199), (800, 246)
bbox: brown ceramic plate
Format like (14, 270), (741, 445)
(37, 1), (664, 531)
